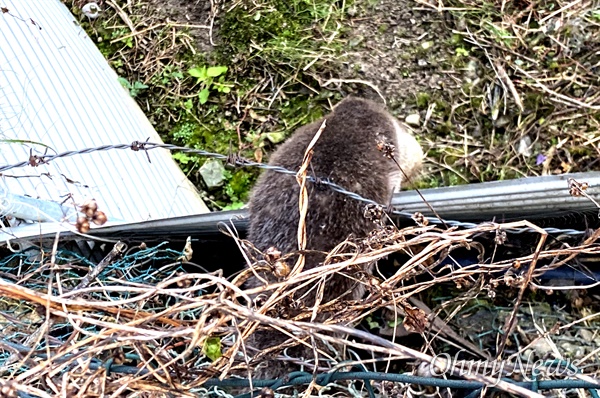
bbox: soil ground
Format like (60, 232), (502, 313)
(339, 0), (454, 106)
(146, 0), (215, 54)
(158, 0), (452, 100)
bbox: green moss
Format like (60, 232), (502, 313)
(450, 33), (463, 46)
(213, 0), (350, 171)
(416, 92), (430, 108)
(225, 169), (255, 204)
(220, 0), (350, 68)
(163, 0), (353, 207)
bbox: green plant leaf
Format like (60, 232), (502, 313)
(222, 86), (231, 93)
(455, 47), (469, 57)
(172, 152), (192, 164)
(199, 88), (210, 104)
(366, 316), (379, 330)
(223, 201), (245, 211)
(203, 337), (222, 361)
(206, 66), (228, 77)
(387, 319), (401, 328)
(133, 81), (148, 90)
(265, 132), (285, 144)
(117, 77), (131, 89)
(189, 66), (207, 80)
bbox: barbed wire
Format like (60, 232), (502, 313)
(0, 141), (588, 236)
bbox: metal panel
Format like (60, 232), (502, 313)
(0, 0), (209, 230)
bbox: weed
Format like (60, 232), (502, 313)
(188, 65), (231, 105)
(455, 47), (469, 57)
(117, 77), (148, 98)
(416, 93), (430, 109)
(151, 65), (184, 86)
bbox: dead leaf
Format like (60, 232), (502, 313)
(403, 304), (428, 333)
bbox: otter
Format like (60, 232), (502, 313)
(243, 96), (423, 382)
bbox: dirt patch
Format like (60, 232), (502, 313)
(144, 0), (216, 54)
(339, 0), (455, 111)
(150, 0), (458, 114)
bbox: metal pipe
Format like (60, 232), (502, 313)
(392, 172), (600, 221)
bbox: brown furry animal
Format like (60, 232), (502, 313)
(243, 96), (423, 381)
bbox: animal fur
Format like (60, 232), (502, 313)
(243, 96), (423, 381)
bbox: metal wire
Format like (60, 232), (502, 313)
(0, 141), (587, 236)
(2, 340), (598, 398)
(207, 371), (600, 397)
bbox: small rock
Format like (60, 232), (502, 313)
(531, 339), (554, 357)
(349, 35), (364, 48)
(417, 59), (428, 67)
(578, 329), (594, 342)
(421, 41), (434, 50)
(346, 6), (358, 17)
(405, 113), (421, 127)
(494, 115), (511, 128)
(517, 135), (532, 157)
(357, 61), (370, 74)
(199, 159), (226, 189)
(82, 2), (100, 19)
(465, 60), (479, 81)
(560, 342), (585, 359)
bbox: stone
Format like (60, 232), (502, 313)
(405, 113), (421, 127)
(199, 159), (226, 189)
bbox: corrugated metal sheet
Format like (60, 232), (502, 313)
(0, 0), (209, 231)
